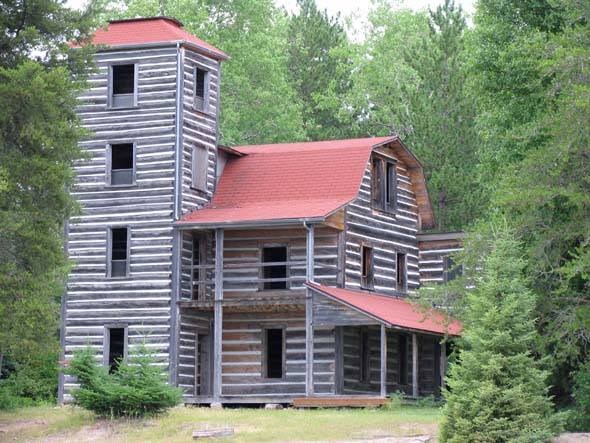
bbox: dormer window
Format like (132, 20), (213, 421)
(194, 67), (210, 112)
(109, 64), (137, 108)
(371, 155), (397, 213)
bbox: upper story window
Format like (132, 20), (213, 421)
(192, 145), (209, 191)
(108, 227), (129, 278)
(261, 245), (288, 290)
(371, 155), (397, 213)
(194, 67), (210, 112)
(396, 252), (407, 292)
(109, 64), (137, 108)
(361, 244), (374, 290)
(107, 143), (135, 186)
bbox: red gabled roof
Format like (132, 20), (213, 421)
(80, 17), (228, 60)
(179, 137), (395, 226)
(306, 282), (462, 336)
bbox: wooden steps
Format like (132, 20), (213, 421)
(292, 395), (387, 408)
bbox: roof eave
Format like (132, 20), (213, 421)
(306, 283), (457, 337)
(74, 40), (229, 61)
(176, 215), (326, 230)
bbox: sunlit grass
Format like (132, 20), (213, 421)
(0, 403), (441, 442)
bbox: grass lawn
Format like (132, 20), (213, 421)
(0, 403), (441, 442)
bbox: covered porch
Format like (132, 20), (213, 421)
(300, 282), (461, 403)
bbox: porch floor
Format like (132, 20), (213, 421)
(292, 395), (387, 408)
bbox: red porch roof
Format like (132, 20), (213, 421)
(306, 282), (462, 336)
(179, 137), (395, 226)
(79, 17), (228, 60)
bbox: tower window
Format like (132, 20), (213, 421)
(261, 246), (288, 290)
(194, 67), (209, 112)
(109, 227), (129, 278)
(108, 143), (134, 186)
(106, 326), (126, 373)
(110, 64), (136, 108)
(396, 252), (407, 292)
(361, 245), (374, 289)
(192, 145), (209, 191)
(264, 328), (284, 379)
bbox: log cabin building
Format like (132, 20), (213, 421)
(59, 16), (464, 406)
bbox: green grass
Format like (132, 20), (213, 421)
(0, 404), (441, 442)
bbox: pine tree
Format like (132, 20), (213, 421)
(286, 0), (353, 140)
(440, 225), (558, 442)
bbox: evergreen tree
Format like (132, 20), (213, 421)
(286, 0), (353, 140)
(440, 224), (558, 442)
(0, 0), (97, 401)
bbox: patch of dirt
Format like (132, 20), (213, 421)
(28, 421), (121, 443)
(553, 433), (590, 443)
(0, 419), (47, 434)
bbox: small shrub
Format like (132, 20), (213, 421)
(384, 391), (404, 409)
(66, 345), (182, 418)
(568, 362), (590, 431)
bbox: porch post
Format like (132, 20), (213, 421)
(412, 333), (419, 398)
(380, 324), (387, 397)
(213, 228), (224, 400)
(305, 223), (315, 396)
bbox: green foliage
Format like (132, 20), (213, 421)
(476, 0), (590, 402)
(67, 345), (182, 418)
(569, 361), (590, 431)
(439, 224), (559, 442)
(286, 0), (353, 140)
(0, 0), (95, 405)
(105, 0), (306, 145)
(345, 1), (483, 231)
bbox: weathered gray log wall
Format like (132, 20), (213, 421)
(62, 44), (220, 400)
(341, 326), (439, 396)
(418, 236), (464, 286)
(216, 310), (335, 397)
(344, 147), (420, 295)
(180, 48), (220, 214)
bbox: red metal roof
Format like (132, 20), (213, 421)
(81, 17), (228, 60)
(179, 137), (395, 226)
(306, 282), (462, 336)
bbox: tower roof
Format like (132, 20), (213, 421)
(81, 16), (228, 60)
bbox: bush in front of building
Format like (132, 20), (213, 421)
(66, 344), (182, 418)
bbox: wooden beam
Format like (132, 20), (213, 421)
(335, 326), (343, 394)
(305, 224), (315, 396)
(213, 228), (224, 400)
(412, 333), (418, 398)
(380, 325), (387, 398)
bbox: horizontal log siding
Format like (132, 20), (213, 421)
(344, 151), (420, 295)
(219, 310), (335, 397)
(181, 48), (220, 214)
(63, 47), (181, 399)
(418, 239), (463, 285)
(178, 310), (211, 397)
(341, 327), (438, 396)
(222, 227), (339, 297)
